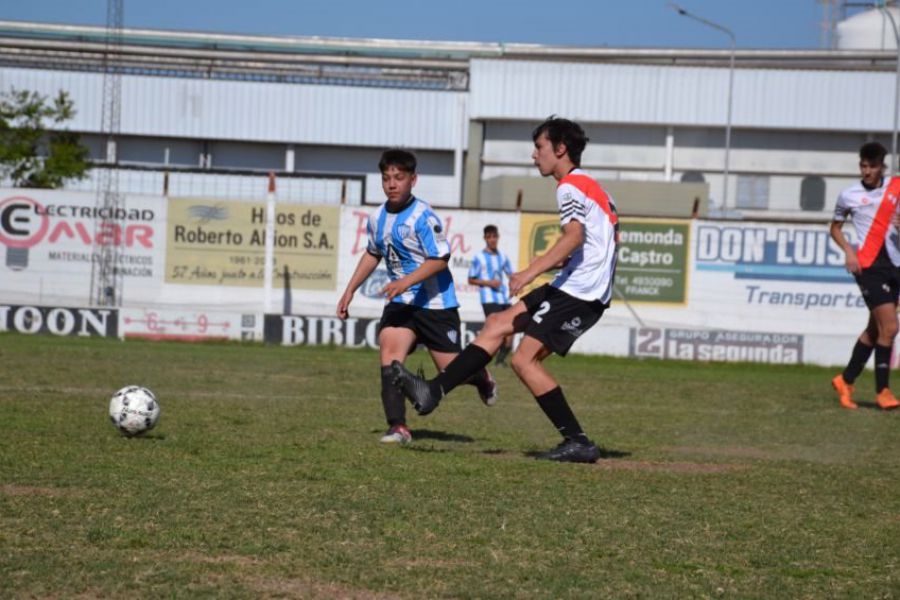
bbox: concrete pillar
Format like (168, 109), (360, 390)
(453, 96), (466, 206)
(285, 145), (296, 172)
(664, 126), (675, 182)
(105, 137), (117, 163)
(462, 120), (484, 208)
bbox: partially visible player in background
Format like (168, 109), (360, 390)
(830, 141), (900, 411)
(393, 117), (618, 463)
(468, 224), (514, 366)
(336, 149), (497, 445)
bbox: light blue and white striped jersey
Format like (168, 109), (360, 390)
(366, 196), (458, 309)
(468, 248), (513, 305)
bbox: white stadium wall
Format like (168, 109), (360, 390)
(469, 59), (900, 133)
(0, 67), (467, 150)
(0, 188), (883, 367)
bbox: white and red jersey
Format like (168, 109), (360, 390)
(551, 169), (619, 303)
(833, 177), (900, 268)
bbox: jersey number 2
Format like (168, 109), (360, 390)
(532, 301), (551, 323)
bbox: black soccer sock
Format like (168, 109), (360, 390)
(874, 344), (893, 392)
(464, 367), (490, 388)
(534, 386), (590, 444)
(842, 340), (874, 384)
(495, 345), (510, 365)
(432, 344), (493, 398)
(381, 365), (406, 427)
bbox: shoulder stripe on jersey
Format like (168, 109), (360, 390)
(559, 173), (618, 225)
(561, 201), (585, 215)
(857, 178), (900, 268)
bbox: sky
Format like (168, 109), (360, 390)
(0, 1), (839, 50)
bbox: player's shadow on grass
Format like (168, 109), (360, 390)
(367, 429), (475, 443)
(405, 446), (450, 454)
(124, 433), (166, 441)
(411, 429), (475, 443)
(522, 447), (631, 460)
(853, 400), (895, 411)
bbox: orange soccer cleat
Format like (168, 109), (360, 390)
(876, 388), (900, 411)
(832, 375), (857, 410)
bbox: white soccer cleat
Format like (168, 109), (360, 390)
(379, 424), (412, 445)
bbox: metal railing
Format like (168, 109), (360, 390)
(4, 164), (367, 204)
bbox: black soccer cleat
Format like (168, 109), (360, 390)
(391, 360), (441, 416)
(535, 438), (602, 464)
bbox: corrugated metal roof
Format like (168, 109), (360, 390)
(0, 67), (467, 149)
(469, 59), (897, 133)
(3, 20), (897, 72)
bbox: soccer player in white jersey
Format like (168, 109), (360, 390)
(393, 117), (618, 463)
(336, 149), (497, 445)
(830, 142), (900, 411)
(468, 224), (514, 365)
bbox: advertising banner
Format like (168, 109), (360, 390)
(165, 198), (339, 290)
(617, 220), (690, 304)
(688, 221), (863, 335)
(0, 304), (118, 338)
(120, 307), (260, 341)
(0, 189), (164, 306)
(629, 326), (804, 364)
(0, 188), (878, 366)
(263, 313), (484, 349)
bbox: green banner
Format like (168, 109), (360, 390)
(616, 220), (690, 304)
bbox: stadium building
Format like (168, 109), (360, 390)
(1, 16), (899, 218)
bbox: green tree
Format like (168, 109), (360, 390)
(0, 88), (91, 188)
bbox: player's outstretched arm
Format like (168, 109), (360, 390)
(509, 221), (583, 296)
(337, 252), (380, 319)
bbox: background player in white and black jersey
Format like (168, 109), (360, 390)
(393, 118), (618, 463)
(468, 224), (514, 366)
(830, 141), (900, 410)
(336, 149), (497, 445)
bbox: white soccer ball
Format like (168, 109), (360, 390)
(109, 386), (160, 437)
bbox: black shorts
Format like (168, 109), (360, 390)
(379, 303), (462, 353)
(482, 302), (511, 318)
(855, 248), (900, 310)
(521, 284), (606, 356)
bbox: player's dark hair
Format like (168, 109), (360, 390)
(378, 148), (417, 173)
(483, 224), (498, 236)
(860, 142), (887, 165)
(532, 116), (589, 167)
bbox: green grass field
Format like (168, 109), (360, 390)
(1, 332), (898, 599)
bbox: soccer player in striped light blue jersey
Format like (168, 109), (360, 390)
(468, 225), (514, 366)
(336, 149), (497, 445)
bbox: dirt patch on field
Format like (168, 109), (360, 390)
(594, 460), (746, 474)
(247, 577), (402, 600)
(385, 556), (478, 569)
(0, 384), (115, 397)
(0, 484), (73, 497)
(70, 588), (108, 599)
(180, 550), (262, 567)
(666, 445), (780, 461)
